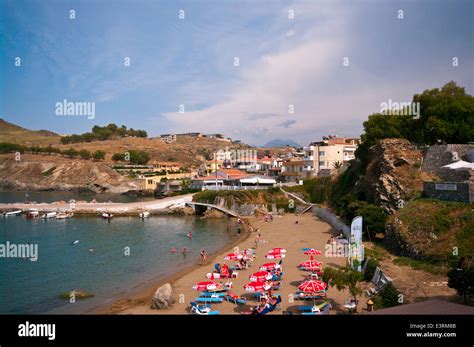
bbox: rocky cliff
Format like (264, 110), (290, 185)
(361, 139), (438, 214)
(0, 154), (136, 193)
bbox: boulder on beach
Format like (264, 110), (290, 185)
(150, 283), (175, 309)
(200, 208), (226, 219)
(58, 289), (94, 300)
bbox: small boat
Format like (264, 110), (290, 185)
(101, 213), (113, 220)
(71, 240), (79, 246)
(56, 212), (73, 219)
(3, 210), (22, 217)
(139, 211), (150, 219)
(42, 212), (57, 219)
(26, 209), (39, 218)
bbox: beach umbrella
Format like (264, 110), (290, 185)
(192, 281), (220, 291)
(249, 271), (273, 282)
(298, 280), (327, 293)
(224, 253), (242, 261)
(298, 260), (323, 271)
(265, 252), (286, 259)
(269, 248), (286, 254)
(303, 249), (322, 256)
(243, 281), (272, 293)
(259, 262), (280, 271)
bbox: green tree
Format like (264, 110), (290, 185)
(322, 266), (363, 312)
(448, 257), (474, 305)
(129, 150), (150, 165)
(343, 201), (387, 239)
(355, 82), (474, 163)
(411, 81), (474, 145)
(92, 150), (106, 161)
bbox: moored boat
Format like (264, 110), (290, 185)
(26, 209), (40, 218)
(42, 212), (57, 219)
(3, 210), (22, 217)
(56, 212), (74, 219)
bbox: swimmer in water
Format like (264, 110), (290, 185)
(187, 231), (193, 239)
(182, 247), (188, 256)
(170, 247), (176, 253)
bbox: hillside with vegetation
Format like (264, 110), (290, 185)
(0, 120), (253, 167)
(292, 82), (473, 304)
(0, 119), (60, 145)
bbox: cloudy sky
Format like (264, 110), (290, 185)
(1, 0), (473, 146)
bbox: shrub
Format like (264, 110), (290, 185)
(363, 258), (379, 282)
(374, 283), (402, 309)
(78, 149), (91, 160)
(63, 148), (78, 158)
(112, 153), (125, 162)
(92, 150), (106, 160)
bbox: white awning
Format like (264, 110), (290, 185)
(442, 160), (474, 170)
(239, 176), (276, 184)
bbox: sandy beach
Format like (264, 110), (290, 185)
(97, 213), (350, 315)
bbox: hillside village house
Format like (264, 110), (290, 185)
(280, 158), (306, 182)
(281, 136), (359, 181)
(304, 136), (358, 177)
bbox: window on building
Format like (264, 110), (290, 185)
(319, 161), (325, 167)
(319, 151), (325, 156)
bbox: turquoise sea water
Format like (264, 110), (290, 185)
(0, 215), (236, 314)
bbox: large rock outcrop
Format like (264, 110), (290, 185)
(0, 154), (136, 193)
(361, 139), (438, 214)
(150, 283), (175, 309)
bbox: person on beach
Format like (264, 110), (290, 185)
(255, 233), (261, 247)
(170, 247), (176, 253)
(200, 249), (207, 264)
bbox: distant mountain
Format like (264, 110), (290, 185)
(0, 119), (60, 145)
(262, 139), (301, 148)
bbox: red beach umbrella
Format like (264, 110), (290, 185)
(259, 262), (280, 271)
(224, 253), (242, 261)
(265, 252), (286, 260)
(303, 249), (322, 256)
(192, 281), (220, 291)
(298, 260), (323, 271)
(269, 248), (286, 254)
(249, 271), (273, 282)
(298, 280), (327, 293)
(243, 281), (272, 293)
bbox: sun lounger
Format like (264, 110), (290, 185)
(225, 292), (247, 305)
(195, 296), (224, 303)
(301, 303), (332, 315)
(189, 302), (220, 315)
(200, 292), (226, 298)
(294, 290), (327, 300)
(298, 301), (331, 312)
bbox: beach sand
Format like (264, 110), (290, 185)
(98, 213), (350, 315)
